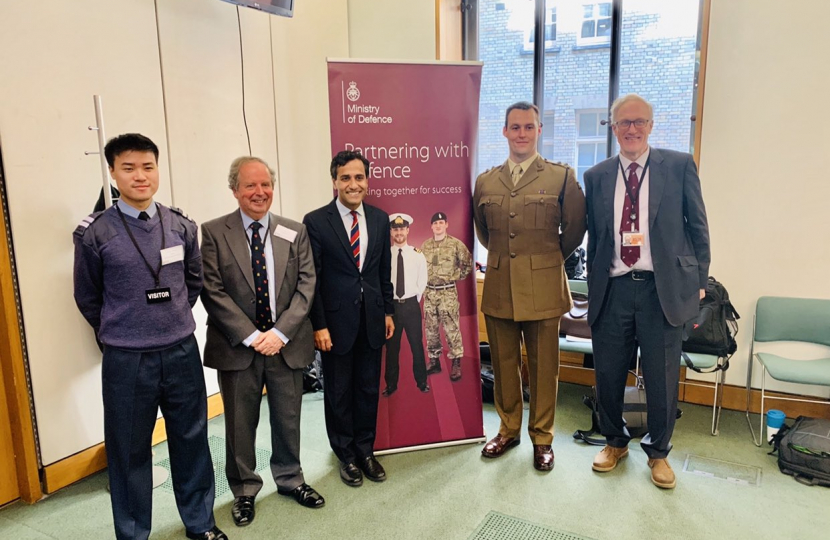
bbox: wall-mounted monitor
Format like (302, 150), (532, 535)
(218, 0), (294, 18)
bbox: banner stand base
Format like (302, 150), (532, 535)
(375, 436), (487, 456)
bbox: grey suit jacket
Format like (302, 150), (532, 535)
(201, 210), (316, 371)
(584, 147), (710, 327)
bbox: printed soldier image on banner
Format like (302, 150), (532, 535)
(420, 212), (472, 382)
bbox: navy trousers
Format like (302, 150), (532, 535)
(321, 306), (382, 464)
(102, 334), (215, 540)
(591, 275), (683, 459)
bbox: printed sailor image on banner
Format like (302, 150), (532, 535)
(383, 213), (430, 397)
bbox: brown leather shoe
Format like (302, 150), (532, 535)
(450, 358), (462, 381)
(591, 445), (629, 472)
(533, 445), (554, 471)
(648, 458), (676, 489)
(481, 434), (520, 458)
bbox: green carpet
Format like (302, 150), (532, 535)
(1, 383), (829, 540)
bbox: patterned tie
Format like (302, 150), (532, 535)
(350, 210), (361, 269)
(250, 222), (273, 332)
(511, 165), (523, 186)
(396, 248), (405, 299)
(138, 211), (150, 221)
(620, 162), (641, 267)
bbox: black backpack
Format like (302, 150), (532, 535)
(770, 416), (830, 487)
(682, 276), (739, 362)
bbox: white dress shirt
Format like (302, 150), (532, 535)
(390, 244), (428, 301)
(335, 198), (368, 271)
(610, 147), (654, 277)
(238, 210), (289, 347)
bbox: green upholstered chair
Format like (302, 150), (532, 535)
(744, 296), (830, 446)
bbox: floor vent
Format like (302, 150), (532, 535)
(155, 435), (271, 497)
(469, 511), (597, 540)
(682, 453), (762, 486)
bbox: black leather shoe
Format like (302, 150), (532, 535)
(185, 526), (228, 540)
(418, 383), (430, 393)
(231, 495), (255, 527)
(382, 386), (397, 397)
(278, 482), (325, 509)
(359, 456), (387, 482)
(340, 462), (363, 487)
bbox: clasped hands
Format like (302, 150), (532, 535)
(252, 331), (284, 356)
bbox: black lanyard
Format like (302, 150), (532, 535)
(115, 203), (166, 287)
(618, 154), (651, 221)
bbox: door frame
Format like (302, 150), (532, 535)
(0, 146), (42, 504)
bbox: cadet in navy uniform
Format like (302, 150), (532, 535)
(382, 213), (429, 396)
(73, 134), (226, 540)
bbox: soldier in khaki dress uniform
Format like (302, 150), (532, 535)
(420, 212), (473, 382)
(473, 101), (586, 471)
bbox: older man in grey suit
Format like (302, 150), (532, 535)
(584, 94), (710, 489)
(201, 157), (324, 529)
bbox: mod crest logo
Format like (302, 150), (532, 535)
(346, 81), (360, 102)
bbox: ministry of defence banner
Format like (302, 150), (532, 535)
(327, 59), (485, 453)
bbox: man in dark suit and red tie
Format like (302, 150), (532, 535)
(200, 157), (324, 529)
(302, 150), (395, 487)
(584, 94), (710, 489)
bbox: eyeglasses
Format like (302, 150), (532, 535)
(612, 119), (651, 129)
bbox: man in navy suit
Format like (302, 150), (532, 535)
(584, 94), (710, 489)
(302, 150), (395, 487)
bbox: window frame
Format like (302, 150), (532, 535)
(577, 2), (613, 46)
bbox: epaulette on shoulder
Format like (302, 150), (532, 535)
(543, 158), (568, 169)
(414, 247), (422, 254)
(73, 212), (103, 236)
(169, 206), (194, 222)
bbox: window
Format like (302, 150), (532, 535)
(579, 2), (612, 45)
(575, 110), (606, 186)
(467, 0), (705, 264)
(524, 6), (557, 52)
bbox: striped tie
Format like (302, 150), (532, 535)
(350, 210), (361, 269)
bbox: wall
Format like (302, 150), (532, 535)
(0, 0), (348, 466)
(698, 0), (830, 395)
(347, 0), (436, 60)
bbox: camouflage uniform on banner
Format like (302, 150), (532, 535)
(420, 212), (473, 381)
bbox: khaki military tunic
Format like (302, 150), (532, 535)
(473, 157), (587, 321)
(420, 235), (473, 360)
(473, 156), (586, 444)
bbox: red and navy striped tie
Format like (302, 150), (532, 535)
(350, 210), (361, 270)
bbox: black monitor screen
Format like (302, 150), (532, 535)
(218, 0), (294, 18)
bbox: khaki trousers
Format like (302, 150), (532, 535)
(484, 315), (561, 445)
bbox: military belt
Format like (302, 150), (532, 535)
(427, 283), (455, 291)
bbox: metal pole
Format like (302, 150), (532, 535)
(87, 95), (113, 208)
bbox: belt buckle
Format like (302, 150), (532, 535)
(631, 271), (645, 281)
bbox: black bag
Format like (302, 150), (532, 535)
(302, 351), (323, 393)
(573, 374), (648, 446)
(682, 276), (739, 361)
(771, 416), (830, 487)
(565, 248), (586, 279)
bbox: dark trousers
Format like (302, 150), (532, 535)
(591, 275), (682, 459)
(321, 306), (382, 464)
(102, 334), (215, 540)
(218, 352), (304, 497)
(384, 296), (427, 389)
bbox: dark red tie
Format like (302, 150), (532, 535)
(620, 162), (640, 267)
